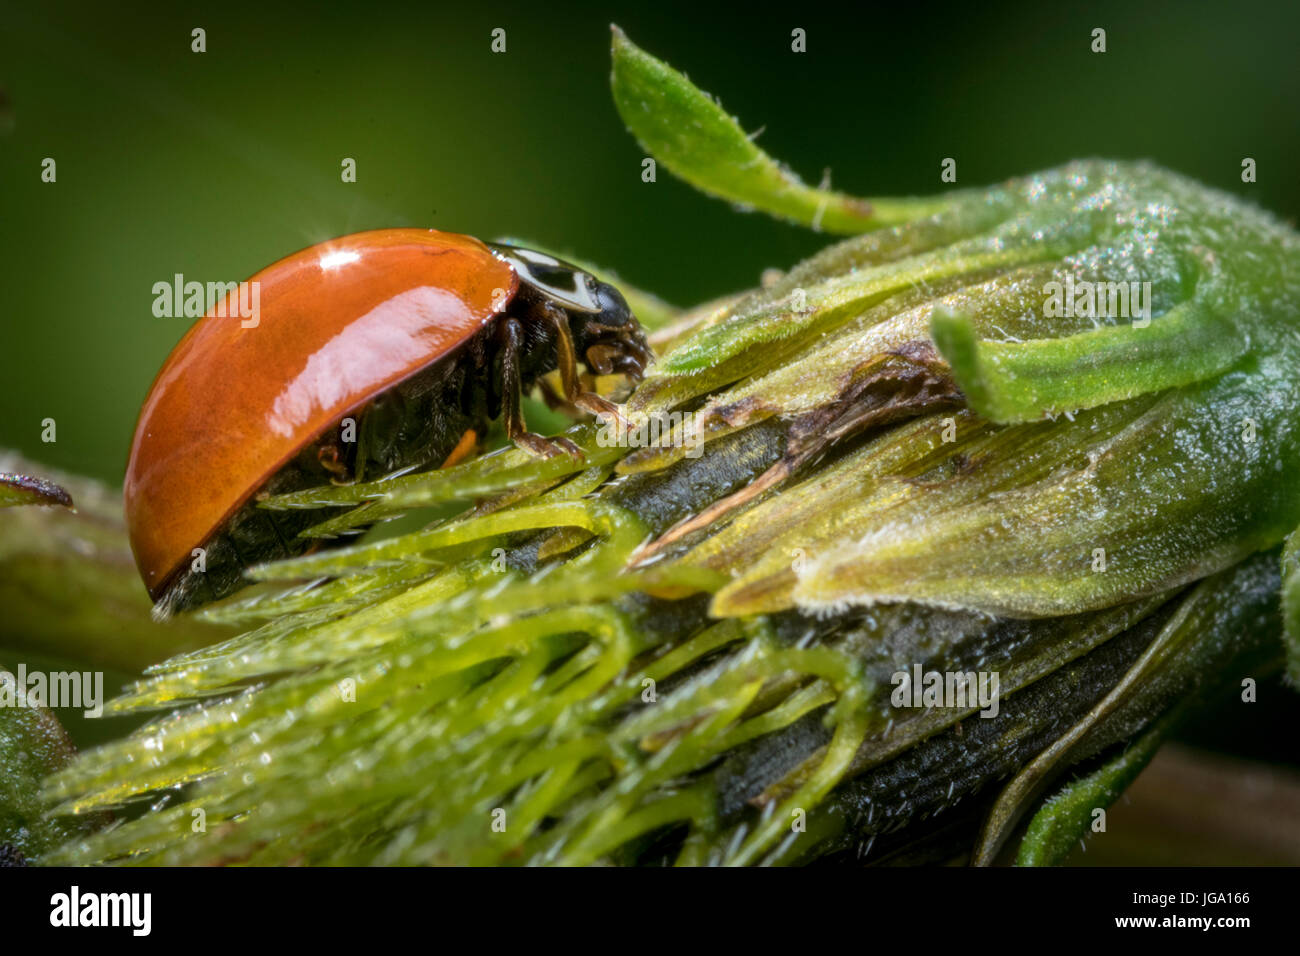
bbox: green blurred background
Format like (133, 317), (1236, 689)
(2, 0), (1297, 482)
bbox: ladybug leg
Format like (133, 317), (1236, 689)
(537, 373), (580, 415)
(538, 302), (629, 428)
(500, 317), (582, 459)
(316, 443), (351, 483)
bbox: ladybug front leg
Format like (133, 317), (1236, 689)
(499, 316), (582, 459)
(538, 301), (628, 427)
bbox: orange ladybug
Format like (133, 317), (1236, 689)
(125, 229), (649, 615)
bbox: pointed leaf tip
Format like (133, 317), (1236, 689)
(610, 30), (945, 233)
(0, 472), (74, 509)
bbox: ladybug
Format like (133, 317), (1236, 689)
(125, 229), (651, 616)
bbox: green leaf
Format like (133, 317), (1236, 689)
(610, 27), (949, 233)
(1014, 715), (1168, 867)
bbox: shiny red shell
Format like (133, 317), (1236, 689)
(125, 228), (518, 598)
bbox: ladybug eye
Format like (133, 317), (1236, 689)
(592, 281), (633, 327)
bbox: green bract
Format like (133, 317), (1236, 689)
(33, 30), (1300, 867)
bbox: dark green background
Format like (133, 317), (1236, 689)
(2, 0), (1297, 482)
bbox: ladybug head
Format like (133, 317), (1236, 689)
(490, 242), (652, 380)
(572, 278), (651, 379)
(588, 277), (636, 329)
